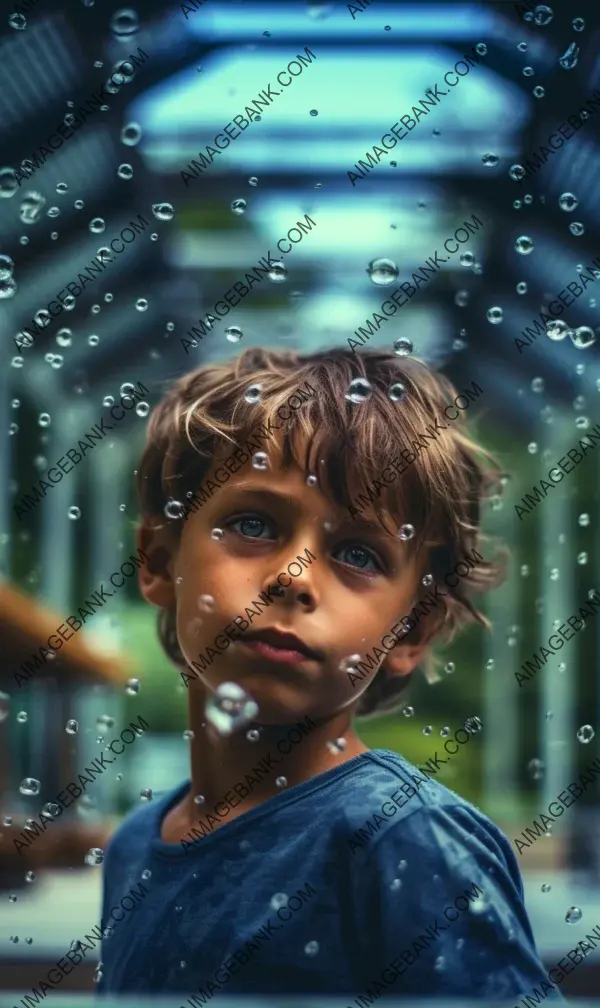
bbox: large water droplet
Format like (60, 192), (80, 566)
(0, 277), (17, 298)
(559, 192), (578, 212)
(534, 4), (554, 25)
(89, 217), (105, 234)
(225, 325), (243, 343)
(577, 724), (594, 744)
(121, 122), (142, 146)
(546, 320), (569, 341)
(565, 906), (582, 924)
(486, 306), (503, 324)
(244, 383), (262, 404)
(110, 8), (139, 36)
(85, 847), (104, 866)
(399, 523), (415, 541)
(345, 377), (373, 404)
(571, 326), (595, 349)
(559, 42), (579, 70)
(481, 153), (498, 168)
(267, 260), (287, 283)
(152, 203), (174, 221)
(206, 682), (259, 736)
(231, 198), (247, 215)
(0, 167), (19, 197)
(367, 258), (399, 286)
(19, 778), (41, 796)
(515, 235), (534, 255)
(66, 719), (79, 734)
(569, 221), (585, 236)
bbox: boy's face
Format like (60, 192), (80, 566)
(142, 436), (427, 724)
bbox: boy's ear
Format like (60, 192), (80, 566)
(137, 522), (177, 610)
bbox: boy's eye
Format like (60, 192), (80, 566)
(334, 543), (383, 573)
(227, 514), (276, 539)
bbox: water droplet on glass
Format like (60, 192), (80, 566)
(198, 594), (215, 612)
(345, 377), (373, 404)
(244, 383), (262, 404)
(367, 258), (399, 286)
(225, 325), (243, 343)
(152, 203), (174, 221)
(117, 163), (134, 180)
(572, 17), (585, 30)
(523, 67), (535, 77)
(398, 523), (415, 541)
(0, 167), (21, 202)
(121, 122), (142, 146)
(339, 654), (361, 674)
(527, 757), (544, 780)
(275, 776), (288, 788)
(267, 260), (287, 283)
(68, 506), (81, 520)
(0, 254), (14, 280)
(206, 682), (259, 736)
(140, 788), (153, 802)
(19, 778), (41, 796)
(533, 5), (554, 25)
(566, 906), (582, 924)
(66, 719), (79, 734)
(517, 42), (528, 51)
(231, 198), (247, 215)
(445, 662), (455, 674)
(84, 847), (104, 866)
(475, 42), (487, 55)
(460, 251), (475, 267)
(17, 710), (28, 724)
(423, 725), (433, 735)
(252, 451), (269, 470)
(271, 892), (288, 910)
(533, 85), (545, 98)
(577, 724), (594, 744)
(481, 153), (498, 168)
(569, 221), (585, 237)
(0, 277), (17, 298)
(434, 955), (446, 972)
(388, 381), (407, 403)
(515, 236), (534, 255)
(559, 192), (578, 212)
(509, 164), (525, 181)
(487, 306), (503, 324)
(9, 12), (27, 29)
(546, 320), (569, 341)
(559, 42), (579, 70)
(210, 527), (224, 542)
(25, 870), (36, 883)
(246, 729), (260, 742)
(571, 326), (595, 349)
(110, 8), (139, 35)
(135, 298), (148, 312)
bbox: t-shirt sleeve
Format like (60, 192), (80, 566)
(350, 802), (566, 1002)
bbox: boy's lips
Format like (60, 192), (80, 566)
(242, 627), (322, 663)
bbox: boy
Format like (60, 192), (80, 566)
(98, 346), (563, 1002)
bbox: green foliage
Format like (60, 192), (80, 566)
(121, 603), (187, 732)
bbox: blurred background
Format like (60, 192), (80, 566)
(1, 0), (600, 1002)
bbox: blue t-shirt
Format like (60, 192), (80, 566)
(98, 749), (563, 1001)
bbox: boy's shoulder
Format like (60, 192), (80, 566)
(322, 749), (507, 856)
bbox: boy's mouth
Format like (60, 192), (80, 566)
(242, 627), (322, 665)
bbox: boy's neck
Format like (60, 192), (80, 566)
(181, 699), (368, 824)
